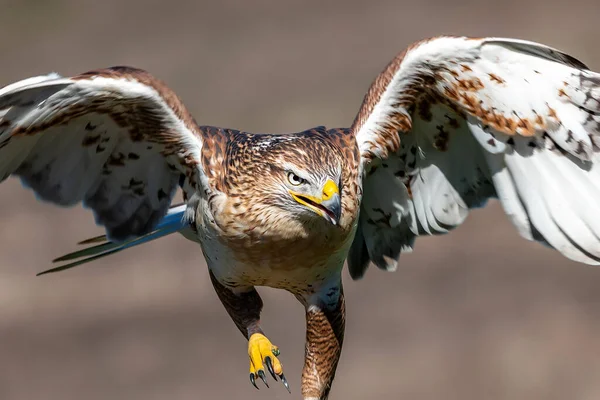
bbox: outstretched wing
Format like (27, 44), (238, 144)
(347, 36), (600, 279)
(0, 66), (205, 244)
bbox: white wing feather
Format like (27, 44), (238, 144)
(349, 36), (600, 279)
(0, 67), (204, 242)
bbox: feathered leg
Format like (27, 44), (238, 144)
(298, 281), (346, 400)
(209, 270), (289, 391)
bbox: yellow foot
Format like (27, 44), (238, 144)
(248, 333), (290, 392)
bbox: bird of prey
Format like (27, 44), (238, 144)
(1, 36), (599, 399)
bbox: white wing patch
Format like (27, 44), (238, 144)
(355, 105), (495, 274)
(349, 36), (600, 279)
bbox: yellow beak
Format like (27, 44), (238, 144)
(290, 179), (341, 225)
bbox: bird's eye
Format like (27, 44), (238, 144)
(287, 172), (305, 186)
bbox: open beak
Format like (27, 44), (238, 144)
(290, 179), (341, 225)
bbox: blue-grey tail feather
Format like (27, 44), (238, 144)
(38, 204), (189, 276)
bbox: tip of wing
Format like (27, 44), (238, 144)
(0, 72), (64, 97)
(483, 37), (589, 70)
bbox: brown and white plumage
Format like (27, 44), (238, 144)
(0, 66), (205, 241)
(1, 36), (600, 400)
(349, 36), (600, 279)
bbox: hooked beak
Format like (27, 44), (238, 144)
(289, 179), (341, 225)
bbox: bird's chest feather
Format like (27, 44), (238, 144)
(196, 196), (358, 293)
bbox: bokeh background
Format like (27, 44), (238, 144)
(1, 0), (600, 399)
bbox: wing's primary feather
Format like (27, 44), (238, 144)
(0, 66), (205, 245)
(348, 36), (600, 279)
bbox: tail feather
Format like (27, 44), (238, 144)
(75, 203), (188, 246)
(77, 235), (107, 245)
(38, 204), (189, 276)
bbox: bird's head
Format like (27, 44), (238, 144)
(229, 131), (345, 229)
(279, 165), (342, 226)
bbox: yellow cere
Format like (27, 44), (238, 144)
(322, 179), (339, 200)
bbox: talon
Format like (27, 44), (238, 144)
(250, 373), (259, 390)
(265, 356), (277, 380)
(257, 370), (269, 387)
(279, 373), (291, 393)
(248, 333), (285, 390)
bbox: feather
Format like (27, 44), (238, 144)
(0, 66), (205, 243)
(349, 35), (600, 278)
(38, 204), (191, 275)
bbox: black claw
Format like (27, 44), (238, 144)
(257, 370), (269, 388)
(265, 357), (277, 380)
(279, 373), (291, 393)
(249, 373), (259, 390)
(272, 348), (280, 357)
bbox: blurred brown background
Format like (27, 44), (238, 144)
(1, 0), (600, 399)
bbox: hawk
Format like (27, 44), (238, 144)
(1, 36), (599, 399)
